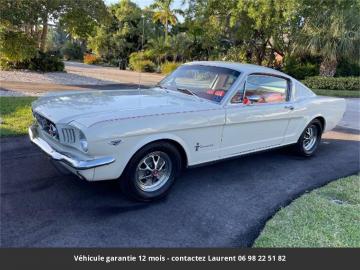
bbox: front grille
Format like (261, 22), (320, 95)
(33, 112), (59, 140)
(62, 128), (76, 143)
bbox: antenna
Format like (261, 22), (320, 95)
(138, 14), (145, 93)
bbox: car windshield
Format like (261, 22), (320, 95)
(158, 65), (240, 103)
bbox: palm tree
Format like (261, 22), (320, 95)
(169, 33), (191, 62)
(147, 36), (170, 68)
(151, 0), (179, 41)
(297, 0), (360, 76)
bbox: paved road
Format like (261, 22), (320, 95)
(65, 61), (164, 86)
(338, 98), (360, 130)
(1, 129), (359, 247)
(0, 61), (163, 95)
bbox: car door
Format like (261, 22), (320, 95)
(221, 73), (293, 158)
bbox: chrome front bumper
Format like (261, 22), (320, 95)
(28, 124), (115, 170)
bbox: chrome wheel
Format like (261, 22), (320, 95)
(135, 151), (172, 192)
(303, 125), (318, 151)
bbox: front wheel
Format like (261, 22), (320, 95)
(293, 119), (323, 156)
(120, 142), (182, 201)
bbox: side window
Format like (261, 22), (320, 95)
(243, 75), (288, 104)
(230, 83), (245, 104)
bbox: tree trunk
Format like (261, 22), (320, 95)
(319, 58), (337, 77)
(39, 14), (48, 52)
(165, 19), (168, 42)
(255, 49), (263, 65)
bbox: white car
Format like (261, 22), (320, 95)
(29, 61), (346, 201)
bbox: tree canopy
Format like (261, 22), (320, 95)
(1, 0), (359, 76)
(296, 0), (360, 76)
(0, 0), (107, 53)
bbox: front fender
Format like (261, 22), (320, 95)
(91, 132), (191, 181)
(126, 132), (191, 166)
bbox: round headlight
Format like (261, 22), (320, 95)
(79, 131), (88, 152)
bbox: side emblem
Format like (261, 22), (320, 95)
(195, 143), (201, 151)
(109, 139), (122, 146)
(195, 142), (214, 151)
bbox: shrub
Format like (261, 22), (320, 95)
(0, 29), (37, 63)
(283, 57), (319, 80)
(0, 59), (20, 70)
(129, 51), (145, 66)
(28, 52), (64, 72)
(0, 58), (32, 70)
(130, 60), (156, 72)
(335, 60), (360, 77)
(312, 89), (360, 98)
(1, 52), (64, 72)
(302, 76), (360, 90)
(161, 62), (181, 74)
(60, 41), (83, 60)
(83, 53), (100, 65)
(129, 53), (155, 72)
(0, 59), (11, 70)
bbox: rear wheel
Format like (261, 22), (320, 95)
(120, 142), (182, 201)
(294, 119), (323, 156)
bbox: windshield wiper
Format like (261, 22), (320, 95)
(155, 84), (170, 93)
(176, 87), (203, 102)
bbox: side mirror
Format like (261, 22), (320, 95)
(248, 95), (261, 103)
(243, 97), (251, 105)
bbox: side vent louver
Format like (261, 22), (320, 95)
(62, 128), (76, 143)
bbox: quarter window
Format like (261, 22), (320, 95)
(231, 74), (288, 104)
(245, 75), (288, 104)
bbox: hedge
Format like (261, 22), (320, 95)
(1, 51), (64, 72)
(161, 62), (181, 74)
(129, 59), (156, 72)
(312, 89), (360, 98)
(302, 76), (360, 90)
(283, 57), (319, 80)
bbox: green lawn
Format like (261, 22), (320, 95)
(254, 175), (360, 247)
(313, 89), (360, 98)
(0, 97), (36, 137)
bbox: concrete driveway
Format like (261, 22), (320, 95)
(0, 101), (359, 247)
(0, 61), (164, 95)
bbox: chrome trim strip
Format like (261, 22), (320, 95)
(29, 124), (115, 170)
(89, 108), (223, 127)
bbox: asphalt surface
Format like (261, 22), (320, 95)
(339, 98), (360, 130)
(1, 103), (359, 247)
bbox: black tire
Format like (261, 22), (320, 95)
(293, 119), (323, 157)
(119, 141), (182, 201)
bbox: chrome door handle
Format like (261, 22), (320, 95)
(284, 105), (294, 110)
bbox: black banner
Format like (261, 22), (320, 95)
(0, 248), (358, 269)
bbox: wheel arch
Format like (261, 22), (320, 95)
(146, 138), (188, 169)
(313, 115), (326, 132)
(296, 115), (326, 142)
(126, 134), (190, 169)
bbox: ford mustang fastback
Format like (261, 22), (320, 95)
(29, 61), (346, 201)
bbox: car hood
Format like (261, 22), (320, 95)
(32, 89), (218, 128)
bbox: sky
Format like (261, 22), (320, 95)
(104, 0), (185, 9)
(104, 0), (186, 21)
